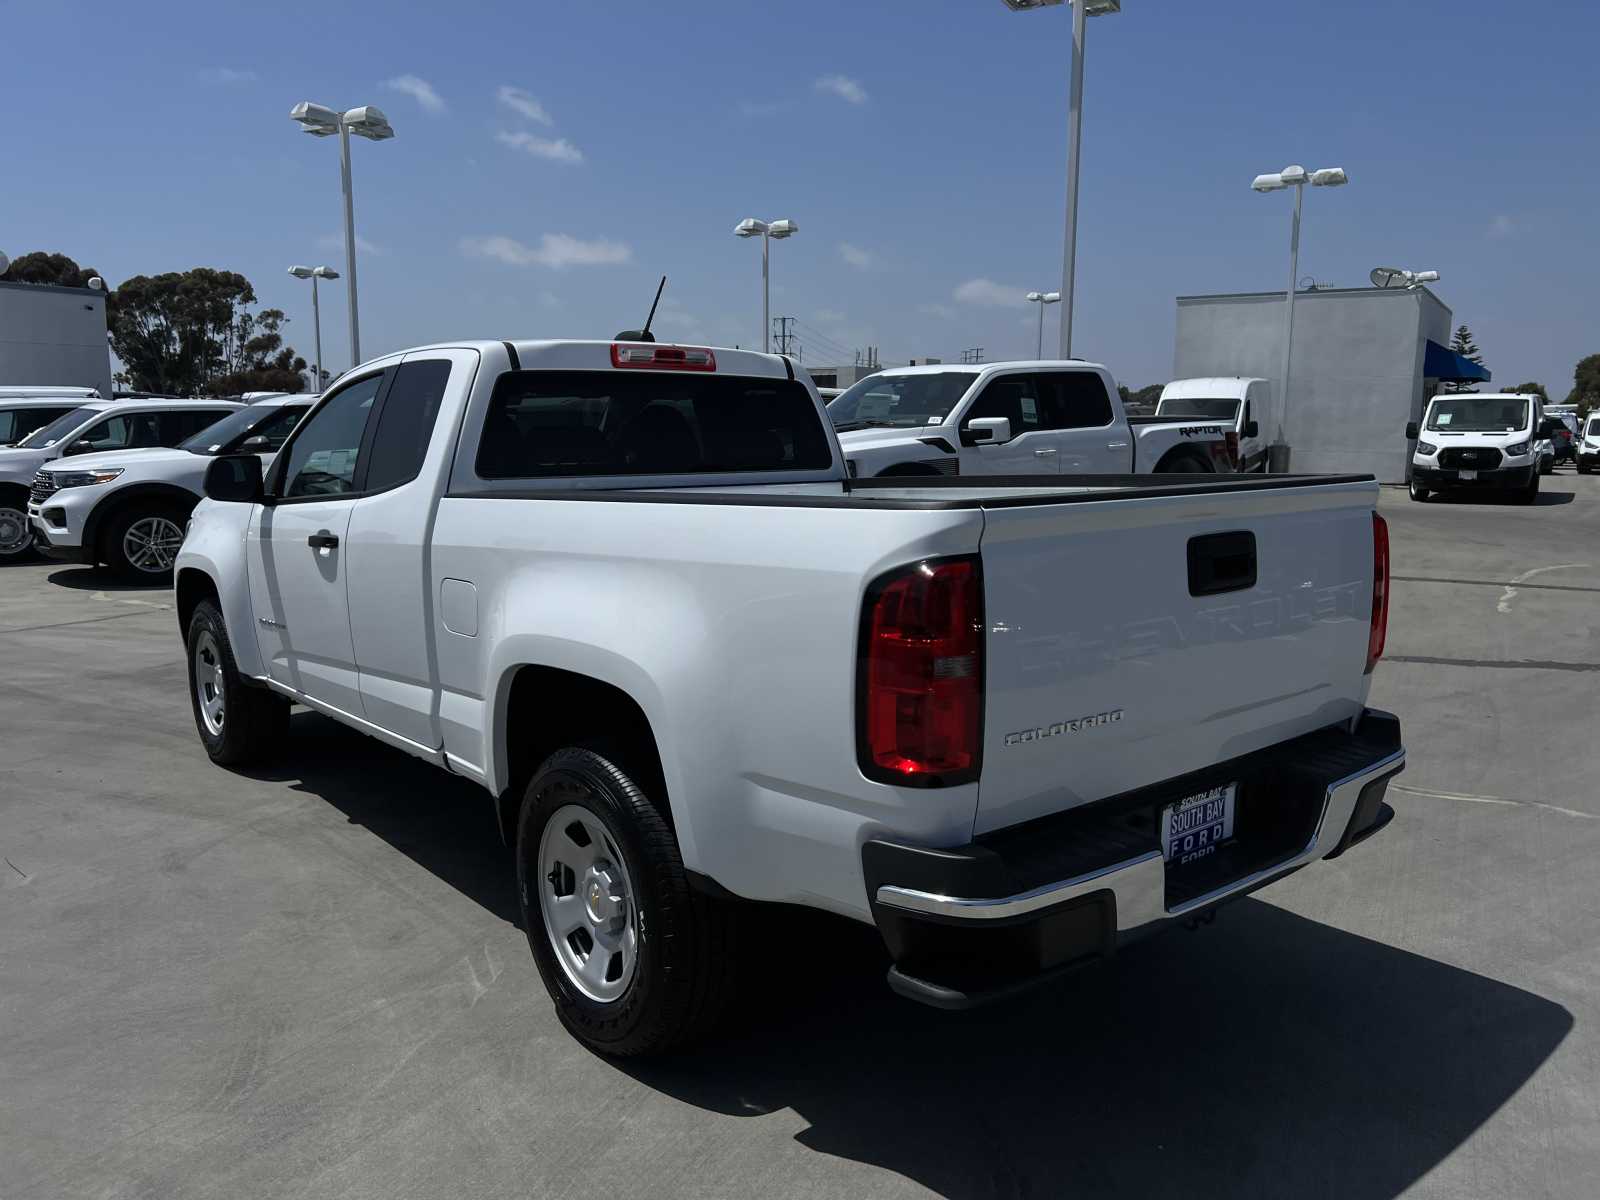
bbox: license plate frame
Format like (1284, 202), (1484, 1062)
(1161, 783), (1237, 866)
(1458, 469), (1477, 481)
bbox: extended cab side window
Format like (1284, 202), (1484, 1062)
(1034, 372), (1114, 430)
(965, 376), (1042, 434)
(278, 374), (386, 498)
(364, 360), (453, 492)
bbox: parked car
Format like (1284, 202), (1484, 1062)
(1407, 393), (1543, 503)
(1155, 377), (1274, 471)
(176, 337), (1404, 1057)
(0, 398), (241, 560)
(1577, 415), (1600, 475)
(829, 362), (1236, 478)
(1538, 416), (1574, 466)
(816, 386), (843, 403)
(28, 395), (313, 580)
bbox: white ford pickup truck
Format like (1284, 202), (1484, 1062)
(176, 338), (1404, 1056)
(830, 361), (1238, 478)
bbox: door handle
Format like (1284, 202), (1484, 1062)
(307, 531), (340, 550)
(1107, 441), (1130, 449)
(1034, 448), (1058, 456)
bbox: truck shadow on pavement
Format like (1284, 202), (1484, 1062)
(268, 713), (1571, 1200)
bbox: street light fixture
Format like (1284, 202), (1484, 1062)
(289, 101), (395, 368)
(289, 265), (341, 391)
(1370, 266), (1439, 290)
(1252, 162), (1347, 471)
(1026, 290), (1062, 358)
(999, 0), (1119, 358)
(734, 217), (799, 353)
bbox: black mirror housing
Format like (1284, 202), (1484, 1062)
(65, 440), (94, 457)
(1405, 421), (1420, 440)
(204, 454), (264, 503)
(1243, 420), (1260, 439)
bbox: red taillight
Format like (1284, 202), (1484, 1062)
(610, 343), (717, 371)
(1224, 431), (1241, 470)
(858, 557), (983, 786)
(1366, 512), (1389, 674)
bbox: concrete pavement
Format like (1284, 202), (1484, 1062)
(1, 475), (1597, 1199)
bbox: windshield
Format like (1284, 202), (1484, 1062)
(1588, 418), (1600, 438)
(178, 403), (309, 455)
(16, 406), (97, 449)
(829, 372), (978, 430)
(1156, 396), (1241, 420)
(1426, 396), (1528, 433)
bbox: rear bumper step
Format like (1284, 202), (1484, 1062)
(863, 709), (1404, 1009)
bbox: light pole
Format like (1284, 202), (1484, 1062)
(290, 102), (394, 368)
(288, 265), (340, 391)
(1251, 164), (1347, 471)
(1026, 291), (1061, 357)
(734, 217), (798, 352)
(999, 0), (1120, 358)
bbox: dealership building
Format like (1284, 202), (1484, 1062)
(0, 279), (114, 399)
(1173, 285), (1489, 483)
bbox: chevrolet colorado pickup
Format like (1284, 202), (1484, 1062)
(176, 338), (1404, 1056)
(830, 361), (1237, 478)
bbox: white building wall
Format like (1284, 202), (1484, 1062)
(0, 282), (114, 399)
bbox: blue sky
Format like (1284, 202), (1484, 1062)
(7, 0), (1596, 391)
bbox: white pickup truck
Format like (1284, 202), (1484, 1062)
(1156, 377), (1272, 472)
(829, 361), (1238, 478)
(176, 338), (1404, 1056)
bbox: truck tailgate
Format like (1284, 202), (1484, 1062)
(974, 480), (1377, 834)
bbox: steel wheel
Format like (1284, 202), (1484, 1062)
(537, 803), (639, 1003)
(193, 629), (226, 737)
(123, 515), (184, 574)
(0, 506), (33, 556)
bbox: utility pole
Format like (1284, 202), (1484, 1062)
(961, 347), (985, 364)
(772, 316), (799, 358)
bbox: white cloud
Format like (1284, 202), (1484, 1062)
(954, 278), (1025, 307)
(383, 74), (445, 114)
(497, 86), (553, 125)
(917, 303), (956, 320)
(461, 233), (632, 269)
(815, 74), (868, 105)
(199, 67), (255, 84)
(839, 242), (873, 270)
(496, 130), (584, 163)
(1489, 214), (1515, 237)
(317, 232), (384, 256)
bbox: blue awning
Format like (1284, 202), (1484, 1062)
(1424, 340), (1491, 383)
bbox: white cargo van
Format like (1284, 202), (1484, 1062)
(1156, 378), (1273, 472)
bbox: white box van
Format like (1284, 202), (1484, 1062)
(1155, 378), (1273, 472)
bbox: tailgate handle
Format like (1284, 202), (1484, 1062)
(1188, 530), (1256, 597)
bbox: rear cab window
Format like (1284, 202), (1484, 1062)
(475, 370), (833, 479)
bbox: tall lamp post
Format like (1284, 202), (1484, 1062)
(999, 0), (1120, 359)
(288, 265), (340, 391)
(1251, 163), (1347, 471)
(1026, 290), (1061, 357)
(734, 217), (798, 352)
(289, 102), (395, 368)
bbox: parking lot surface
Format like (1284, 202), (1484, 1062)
(3, 477), (1598, 1199)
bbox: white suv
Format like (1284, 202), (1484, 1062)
(29, 396), (312, 579)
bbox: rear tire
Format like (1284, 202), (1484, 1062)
(1156, 452), (1211, 474)
(186, 600), (289, 766)
(104, 501), (188, 582)
(517, 747), (740, 1057)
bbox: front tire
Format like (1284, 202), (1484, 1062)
(105, 501), (188, 582)
(517, 747), (740, 1057)
(186, 600), (289, 766)
(0, 501), (34, 560)
(1513, 471), (1540, 505)
(1409, 480), (1430, 502)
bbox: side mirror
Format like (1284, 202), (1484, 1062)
(1405, 421), (1420, 440)
(962, 417), (1012, 447)
(238, 435), (270, 452)
(1243, 420), (1260, 439)
(203, 454), (264, 503)
(65, 439), (95, 456)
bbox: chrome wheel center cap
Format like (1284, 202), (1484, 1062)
(583, 862), (627, 930)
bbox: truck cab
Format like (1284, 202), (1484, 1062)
(1407, 393), (1542, 504)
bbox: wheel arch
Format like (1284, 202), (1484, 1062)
(85, 483), (201, 562)
(1153, 448), (1215, 474)
(175, 566), (222, 642)
(492, 663), (669, 849)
